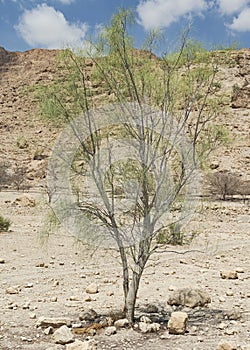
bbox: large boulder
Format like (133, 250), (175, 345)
(52, 325), (74, 345)
(167, 311), (188, 335)
(167, 288), (211, 308)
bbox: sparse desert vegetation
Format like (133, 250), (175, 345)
(0, 10), (249, 350)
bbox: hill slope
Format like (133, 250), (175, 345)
(0, 47), (249, 189)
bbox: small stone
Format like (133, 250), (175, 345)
(35, 262), (45, 267)
(66, 339), (97, 350)
(168, 285), (176, 291)
(106, 291), (114, 296)
(51, 297), (58, 302)
(225, 328), (237, 335)
(139, 322), (160, 333)
(52, 325), (74, 345)
(105, 326), (117, 336)
(6, 286), (19, 294)
(69, 296), (79, 301)
(235, 267), (244, 273)
(44, 326), (54, 335)
(79, 308), (97, 321)
(22, 301), (30, 309)
(85, 296), (92, 302)
(85, 283), (99, 294)
(220, 271), (238, 280)
(140, 315), (151, 323)
(167, 311), (188, 335)
(36, 317), (72, 328)
(218, 322), (227, 330)
(226, 290), (234, 296)
(0, 259), (5, 264)
(219, 297), (226, 302)
(114, 318), (129, 328)
(29, 313), (37, 319)
(217, 341), (237, 350)
(24, 283), (33, 288)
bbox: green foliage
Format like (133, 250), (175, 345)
(105, 159), (155, 196)
(0, 215), (11, 232)
(156, 223), (184, 245)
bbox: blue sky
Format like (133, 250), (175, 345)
(1, 0), (250, 53)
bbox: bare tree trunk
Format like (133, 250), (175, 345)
(124, 270), (141, 324)
(123, 237), (151, 324)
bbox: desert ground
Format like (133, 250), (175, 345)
(0, 189), (249, 350)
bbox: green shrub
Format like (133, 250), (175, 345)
(0, 215), (11, 231)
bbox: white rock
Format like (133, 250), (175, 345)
(66, 339), (97, 350)
(52, 325), (74, 345)
(140, 315), (151, 323)
(114, 318), (129, 328)
(44, 326), (54, 335)
(6, 286), (19, 294)
(37, 317), (72, 328)
(85, 283), (99, 294)
(105, 326), (117, 336)
(139, 322), (160, 333)
(217, 341), (237, 350)
(220, 271), (238, 280)
(168, 311), (188, 335)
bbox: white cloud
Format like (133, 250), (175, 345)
(137, 0), (208, 30)
(216, 0), (250, 15)
(15, 4), (88, 49)
(56, 0), (75, 4)
(228, 7), (250, 31)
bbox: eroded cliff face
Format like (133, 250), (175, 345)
(0, 47), (249, 189)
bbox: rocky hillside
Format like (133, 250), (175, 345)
(0, 46), (249, 190)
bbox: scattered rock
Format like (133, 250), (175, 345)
(35, 262), (45, 267)
(220, 271), (238, 280)
(52, 325), (74, 345)
(139, 322), (160, 333)
(36, 317), (72, 328)
(85, 283), (99, 294)
(167, 288), (211, 308)
(6, 286), (19, 294)
(140, 315), (151, 323)
(217, 341), (237, 350)
(79, 308), (98, 322)
(105, 326), (117, 336)
(66, 339), (97, 350)
(235, 267), (244, 273)
(167, 311), (188, 335)
(114, 318), (129, 328)
(0, 259), (5, 264)
(22, 301), (30, 309)
(13, 195), (36, 207)
(44, 326), (54, 335)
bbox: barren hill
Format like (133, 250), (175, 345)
(0, 47), (249, 189)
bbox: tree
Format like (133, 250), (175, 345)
(208, 171), (241, 200)
(38, 9), (225, 324)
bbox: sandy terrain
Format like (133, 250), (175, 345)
(0, 190), (249, 350)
